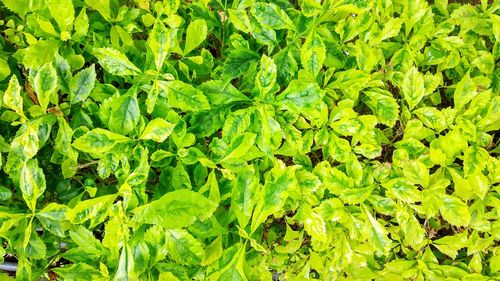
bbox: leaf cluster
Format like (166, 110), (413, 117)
(0, 0), (499, 280)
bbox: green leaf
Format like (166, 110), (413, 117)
(302, 205), (328, 242)
(73, 7), (89, 41)
(400, 160), (429, 187)
(84, 0), (112, 21)
(2, 75), (25, 118)
(184, 19), (207, 56)
(108, 94), (140, 136)
(19, 159), (46, 211)
(221, 49), (260, 79)
(198, 80), (249, 106)
(363, 90), (400, 127)
(402, 66), (425, 110)
(277, 80), (326, 122)
(165, 229), (205, 266)
(439, 195), (470, 227)
(274, 46), (298, 86)
(52, 53), (72, 92)
(378, 18), (403, 42)
(113, 245), (139, 281)
(251, 2), (294, 30)
(94, 48), (141, 76)
(47, 0), (74, 31)
(251, 160), (297, 231)
(463, 146), (489, 176)
(218, 133), (256, 163)
(228, 9), (252, 33)
(161, 80), (210, 112)
(231, 166), (260, 228)
(139, 118), (175, 142)
(382, 178), (421, 203)
(363, 205), (392, 255)
(395, 204), (426, 249)
(413, 107), (447, 131)
(69, 64), (96, 104)
(0, 57), (10, 81)
(53, 263), (104, 281)
(36, 203), (68, 237)
(254, 107), (282, 157)
(0, 186), (12, 201)
(255, 55), (277, 98)
(67, 194), (116, 226)
(69, 225), (106, 255)
(148, 21), (171, 70)
(34, 63), (58, 111)
(453, 71), (477, 110)
(21, 40), (59, 69)
(132, 189), (217, 229)
(300, 30), (326, 76)
(72, 128), (131, 154)
(0, 0), (30, 17)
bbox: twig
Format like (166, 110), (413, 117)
(77, 160), (99, 169)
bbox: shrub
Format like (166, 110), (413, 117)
(0, 0), (499, 280)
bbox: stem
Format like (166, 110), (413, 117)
(77, 160), (99, 169)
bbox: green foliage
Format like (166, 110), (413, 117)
(0, 0), (499, 280)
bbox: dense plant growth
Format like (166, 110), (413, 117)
(0, 0), (499, 280)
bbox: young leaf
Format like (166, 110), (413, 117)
(363, 90), (400, 127)
(453, 72), (477, 110)
(113, 245), (138, 281)
(84, 0), (112, 21)
(363, 205), (392, 254)
(277, 80), (326, 122)
(36, 203), (68, 237)
(161, 80), (210, 112)
(73, 7), (89, 41)
(301, 30), (326, 76)
(439, 195), (470, 227)
(218, 133), (256, 163)
(34, 63), (58, 111)
(139, 118), (175, 142)
(254, 54), (277, 99)
(2, 75), (25, 118)
(231, 166), (260, 227)
(463, 146), (489, 176)
(67, 194), (116, 226)
(20, 159), (46, 211)
(72, 128), (131, 154)
(302, 206), (328, 242)
(69, 64), (96, 104)
(47, 0), (75, 31)
(198, 80), (250, 106)
(132, 189), (217, 228)
(402, 67), (425, 110)
(148, 21), (171, 70)
(251, 2), (294, 30)
(108, 94), (141, 136)
(184, 19), (207, 56)
(93, 48), (141, 76)
(165, 229), (206, 265)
